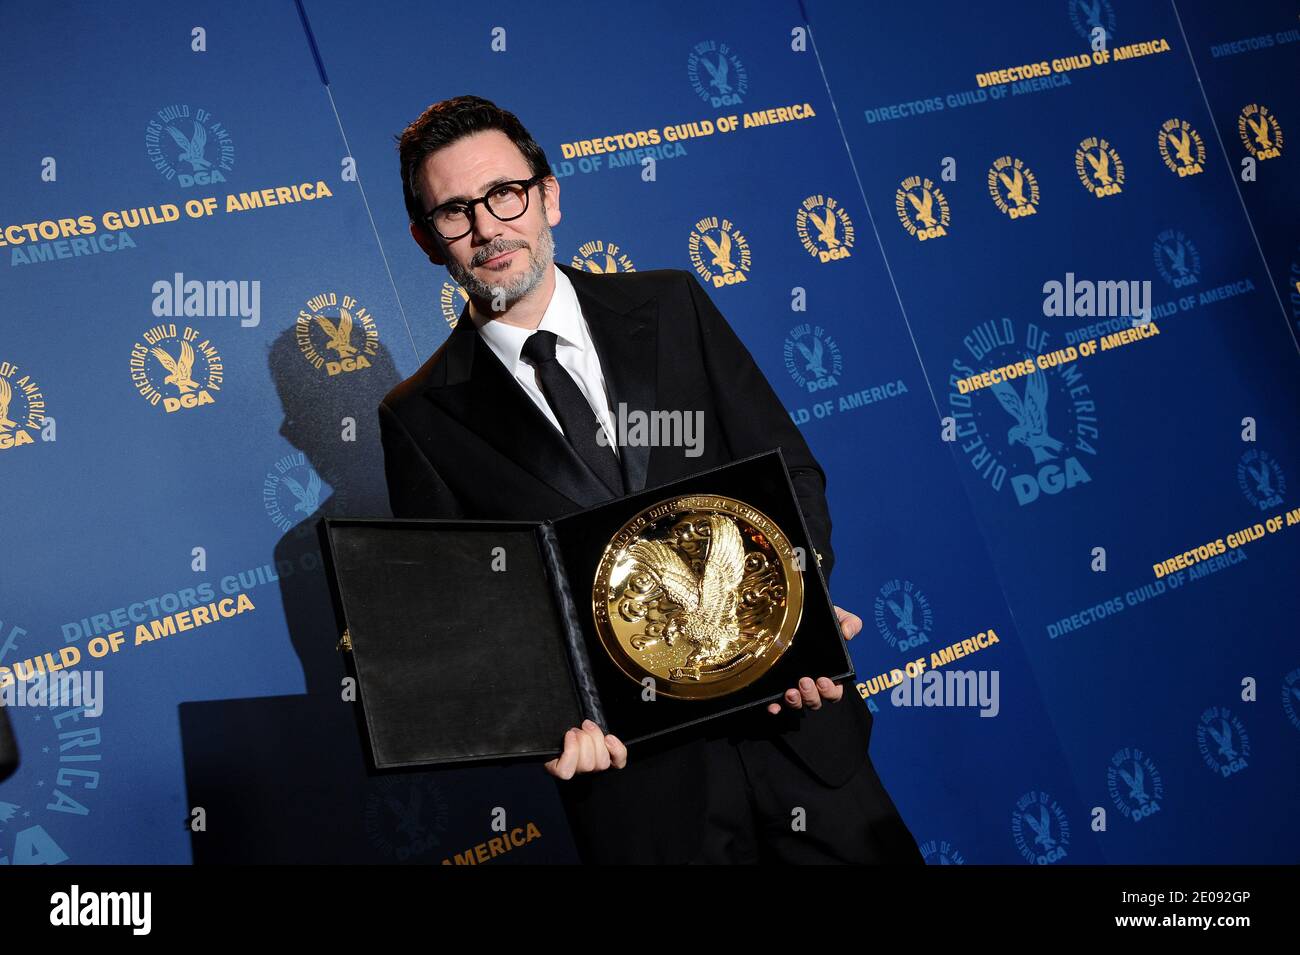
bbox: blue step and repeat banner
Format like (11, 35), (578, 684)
(1, 0), (1296, 865)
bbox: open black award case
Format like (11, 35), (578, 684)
(318, 448), (854, 769)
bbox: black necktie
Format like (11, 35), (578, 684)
(520, 329), (625, 496)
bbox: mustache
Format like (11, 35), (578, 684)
(473, 242), (527, 266)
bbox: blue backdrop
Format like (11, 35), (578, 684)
(1, 0), (1296, 864)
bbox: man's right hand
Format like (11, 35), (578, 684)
(544, 719), (628, 779)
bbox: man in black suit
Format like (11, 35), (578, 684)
(381, 95), (922, 864)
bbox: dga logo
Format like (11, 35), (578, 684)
(1106, 747), (1164, 823)
(688, 216), (751, 287)
(1068, 0), (1115, 43)
(263, 451), (344, 534)
(145, 104), (234, 187)
(1237, 448), (1285, 511)
(872, 579), (934, 653)
(895, 176), (950, 241)
(1153, 229), (1201, 287)
(988, 156), (1040, 219)
(796, 195), (855, 262)
(1238, 104), (1283, 160)
(296, 292), (379, 376)
(920, 839), (966, 865)
(1075, 136), (1124, 197)
(363, 775), (450, 863)
(687, 40), (748, 108)
(0, 361), (47, 452)
(783, 324), (842, 392)
(1196, 706), (1250, 778)
(128, 324), (223, 413)
(1158, 119), (1206, 177)
(948, 319), (1099, 506)
(0, 706), (96, 865)
(0, 621), (100, 865)
(571, 241), (636, 275)
(1282, 667), (1300, 732)
(439, 281), (469, 330)
(1011, 790), (1070, 864)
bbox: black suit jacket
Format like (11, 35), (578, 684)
(378, 262), (877, 855)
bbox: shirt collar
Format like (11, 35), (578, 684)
(469, 263), (586, 378)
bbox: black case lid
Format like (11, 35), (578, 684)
(319, 519), (583, 768)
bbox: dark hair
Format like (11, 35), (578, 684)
(395, 95), (553, 228)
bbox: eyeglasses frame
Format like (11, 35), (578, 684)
(420, 173), (548, 241)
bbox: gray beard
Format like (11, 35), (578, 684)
(449, 216), (556, 315)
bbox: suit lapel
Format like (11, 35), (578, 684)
(559, 262), (659, 496)
(421, 263), (660, 507)
(420, 305), (610, 508)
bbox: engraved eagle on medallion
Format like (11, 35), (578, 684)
(625, 513), (747, 679)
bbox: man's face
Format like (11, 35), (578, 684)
(410, 129), (560, 312)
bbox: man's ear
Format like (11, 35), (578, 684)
(541, 175), (561, 228)
(410, 220), (445, 265)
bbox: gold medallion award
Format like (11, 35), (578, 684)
(592, 495), (805, 700)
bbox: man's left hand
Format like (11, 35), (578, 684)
(766, 605), (862, 714)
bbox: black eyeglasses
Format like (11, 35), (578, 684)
(421, 174), (546, 240)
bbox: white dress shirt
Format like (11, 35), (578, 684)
(469, 263), (620, 458)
